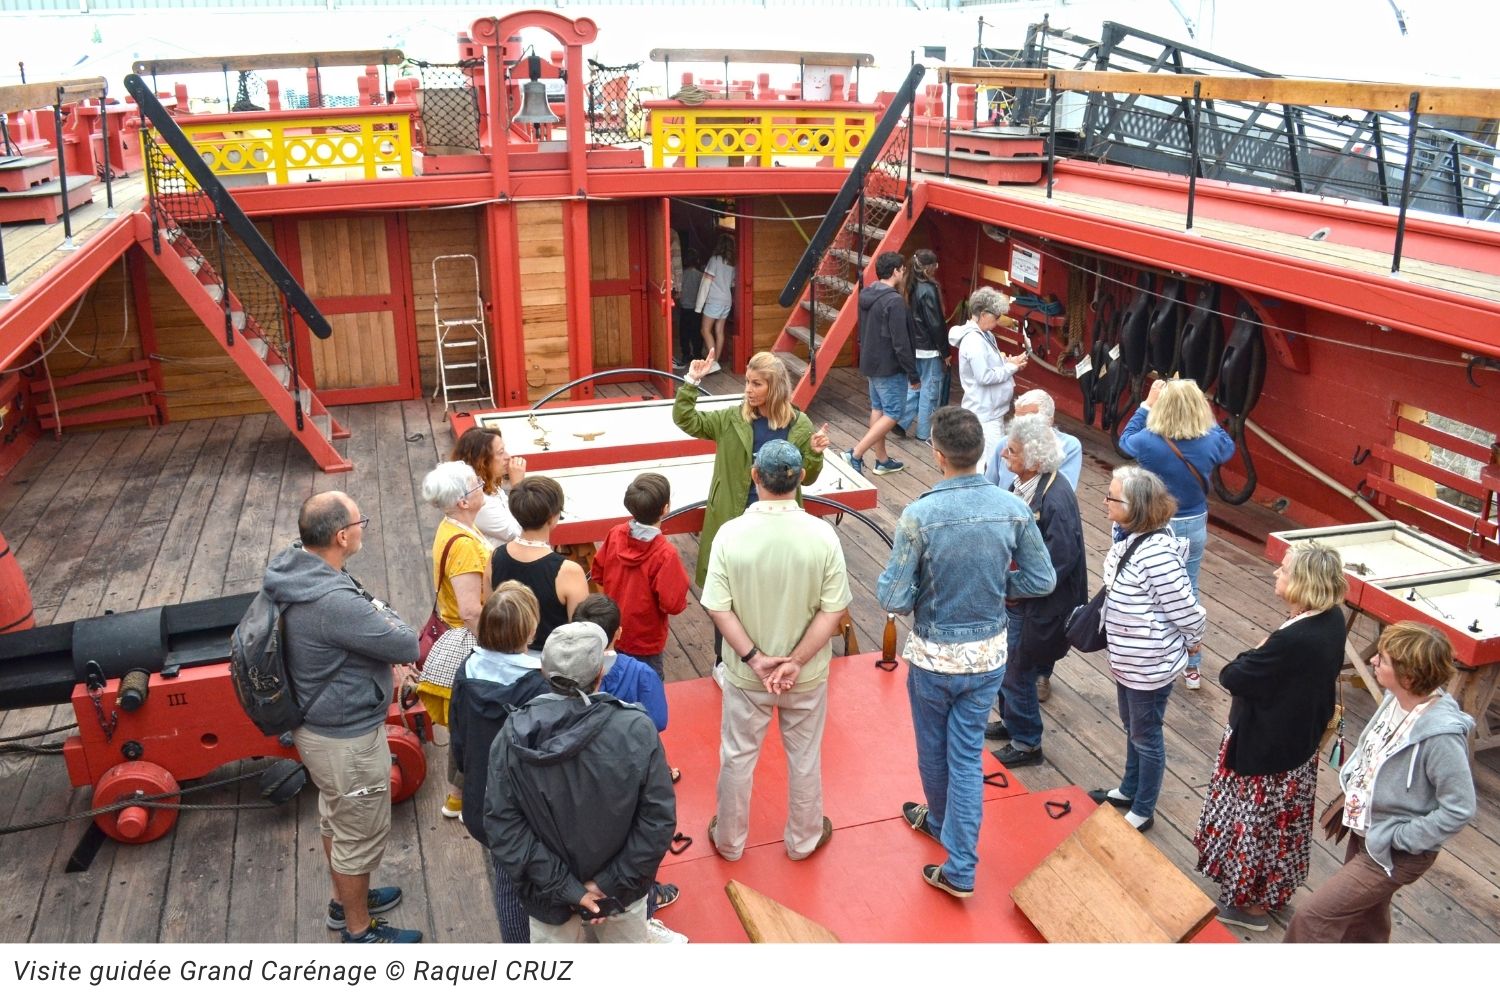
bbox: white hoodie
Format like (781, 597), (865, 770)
(949, 319), (1017, 428)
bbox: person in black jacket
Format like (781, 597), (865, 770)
(450, 581), (550, 942)
(845, 251), (917, 477)
(484, 621), (676, 943)
(1193, 540), (1348, 931)
(898, 249), (946, 442)
(984, 415), (1089, 765)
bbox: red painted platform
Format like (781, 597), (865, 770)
(660, 654), (1026, 864)
(658, 653), (1237, 943)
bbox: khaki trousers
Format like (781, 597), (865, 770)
(528, 893), (649, 944)
(713, 680), (828, 860)
(1284, 834), (1438, 943)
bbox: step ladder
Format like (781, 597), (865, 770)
(431, 254), (494, 410)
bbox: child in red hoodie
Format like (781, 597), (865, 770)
(590, 473), (691, 680)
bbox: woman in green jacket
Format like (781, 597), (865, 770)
(673, 348), (830, 589)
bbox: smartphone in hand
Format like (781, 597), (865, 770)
(580, 895), (625, 919)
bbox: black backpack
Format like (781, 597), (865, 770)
(229, 589), (334, 737)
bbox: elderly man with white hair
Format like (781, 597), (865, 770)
(984, 415), (1089, 762)
(983, 388), (1083, 492)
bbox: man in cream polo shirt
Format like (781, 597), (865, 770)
(701, 439), (852, 863)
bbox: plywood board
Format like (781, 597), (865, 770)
(726, 880), (840, 943)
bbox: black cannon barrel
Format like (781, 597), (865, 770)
(0, 593), (254, 710)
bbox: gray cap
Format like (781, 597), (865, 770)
(541, 621), (608, 689)
(753, 438), (803, 478)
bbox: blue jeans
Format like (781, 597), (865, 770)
(907, 664), (1006, 890)
(1171, 511), (1208, 672)
(1115, 682), (1172, 819)
(1000, 606), (1046, 751)
(900, 356), (945, 440)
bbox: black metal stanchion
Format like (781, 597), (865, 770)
(54, 92), (76, 251)
(1391, 91), (1421, 275)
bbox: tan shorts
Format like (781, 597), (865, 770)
(293, 726), (392, 876)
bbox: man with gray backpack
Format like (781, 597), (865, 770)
(257, 491), (421, 943)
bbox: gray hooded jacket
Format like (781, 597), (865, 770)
(261, 544), (419, 739)
(1338, 689), (1475, 875)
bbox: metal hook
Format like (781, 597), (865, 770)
(1351, 446), (1371, 466)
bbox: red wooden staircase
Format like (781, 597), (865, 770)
(771, 146), (928, 410)
(146, 218), (351, 472)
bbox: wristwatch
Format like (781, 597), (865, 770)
(740, 645), (760, 662)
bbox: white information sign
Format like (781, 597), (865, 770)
(1010, 244), (1042, 290)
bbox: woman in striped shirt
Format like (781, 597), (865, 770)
(1089, 466), (1207, 832)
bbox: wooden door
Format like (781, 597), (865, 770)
(588, 201), (647, 376)
(646, 196), (672, 386)
(281, 214), (419, 404)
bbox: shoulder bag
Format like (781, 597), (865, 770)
(1064, 530), (1158, 653)
(417, 533), (462, 668)
(1164, 436), (1211, 500)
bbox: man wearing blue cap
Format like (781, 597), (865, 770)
(701, 439), (852, 862)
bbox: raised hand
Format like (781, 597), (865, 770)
(1146, 377), (1166, 406)
(506, 455), (527, 484)
(810, 422), (831, 454)
(688, 349), (716, 382)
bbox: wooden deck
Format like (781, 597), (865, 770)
(0, 174), (147, 300)
(0, 366), (1495, 943)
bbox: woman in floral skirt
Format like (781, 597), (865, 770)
(1193, 540), (1347, 930)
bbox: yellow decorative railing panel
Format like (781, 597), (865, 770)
(647, 101), (877, 167)
(168, 108), (414, 186)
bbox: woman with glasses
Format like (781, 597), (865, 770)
(1193, 540), (1348, 931)
(420, 460), (495, 820)
(1286, 623), (1476, 942)
(1090, 465), (1206, 832)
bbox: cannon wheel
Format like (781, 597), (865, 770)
(92, 761), (180, 844)
(387, 725), (427, 804)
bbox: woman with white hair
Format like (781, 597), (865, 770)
(420, 459), (493, 820)
(1119, 378), (1235, 689)
(986, 414), (1090, 767)
(1091, 465), (1206, 832)
(949, 286), (1027, 472)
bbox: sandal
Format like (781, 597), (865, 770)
(670, 767), (682, 784)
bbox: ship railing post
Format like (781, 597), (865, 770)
(54, 91), (76, 252)
(287, 297), (304, 431)
(1371, 116), (1391, 207)
(944, 77), (952, 178)
(0, 227), (12, 301)
(1392, 91), (1421, 275)
(215, 217), (234, 347)
(1282, 104), (1304, 195)
(1045, 73), (1057, 201)
(1185, 80), (1201, 230)
(100, 82), (117, 218)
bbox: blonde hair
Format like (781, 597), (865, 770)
(1378, 621), (1455, 696)
(1146, 379), (1215, 440)
(1281, 541), (1348, 613)
(741, 351), (795, 429)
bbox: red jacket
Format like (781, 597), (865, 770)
(590, 522), (690, 656)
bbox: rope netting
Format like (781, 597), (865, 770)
(141, 129), (289, 359)
(410, 58), (483, 151)
(231, 71), (266, 113)
(586, 59), (644, 146)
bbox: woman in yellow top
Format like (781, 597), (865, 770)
(420, 460), (492, 820)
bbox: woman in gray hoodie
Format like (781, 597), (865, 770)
(1286, 622), (1476, 943)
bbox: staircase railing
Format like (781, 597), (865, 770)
(776, 64), (924, 390)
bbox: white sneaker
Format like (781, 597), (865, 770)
(646, 918), (688, 944)
(1184, 669), (1202, 690)
(707, 361), (722, 374)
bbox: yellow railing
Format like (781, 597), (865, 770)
(648, 102), (877, 167)
(171, 108), (414, 185)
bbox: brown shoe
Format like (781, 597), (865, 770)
(791, 817), (833, 860)
(1036, 676), (1051, 702)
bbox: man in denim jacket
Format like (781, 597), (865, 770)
(877, 407), (1056, 898)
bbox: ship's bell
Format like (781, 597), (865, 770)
(515, 55), (560, 126)
(515, 81), (559, 125)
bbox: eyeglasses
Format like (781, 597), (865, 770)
(1104, 496), (1126, 504)
(342, 516), (371, 531)
(462, 481), (483, 499)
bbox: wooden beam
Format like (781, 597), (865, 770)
(724, 880), (841, 943)
(0, 77), (108, 115)
(132, 49), (404, 76)
(650, 48), (874, 68)
(939, 68), (1500, 119)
